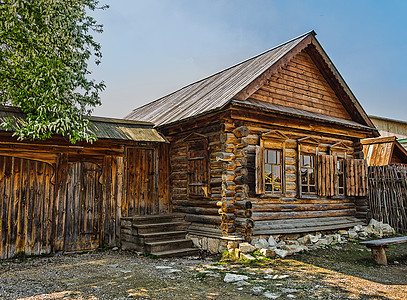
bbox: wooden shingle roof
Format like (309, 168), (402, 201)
(126, 31), (376, 133)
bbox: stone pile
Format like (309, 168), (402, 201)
(232, 219), (395, 259)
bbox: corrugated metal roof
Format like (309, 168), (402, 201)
(126, 31), (315, 126)
(232, 99), (376, 131)
(0, 106), (166, 142)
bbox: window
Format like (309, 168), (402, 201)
(255, 130), (288, 195)
(336, 157), (345, 196)
(300, 153), (316, 194)
(264, 149), (282, 193)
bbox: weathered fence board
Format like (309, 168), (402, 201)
(368, 165), (407, 233)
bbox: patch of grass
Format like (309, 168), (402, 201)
(13, 251), (27, 261)
(220, 250), (237, 262)
(142, 253), (158, 259)
(195, 272), (207, 279)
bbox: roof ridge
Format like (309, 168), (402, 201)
(126, 30), (315, 117)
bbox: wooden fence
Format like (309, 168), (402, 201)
(368, 165), (407, 233)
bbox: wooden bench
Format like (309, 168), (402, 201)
(360, 236), (407, 265)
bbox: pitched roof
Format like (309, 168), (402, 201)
(362, 136), (407, 165)
(0, 106), (166, 143)
(126, 31), (376, 132)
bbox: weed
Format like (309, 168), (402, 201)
(195, 272), (207, 279)
(13, 251), (27, 261)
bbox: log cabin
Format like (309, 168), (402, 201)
(0, 106), (170, 259)
(126, 31), (379, 250)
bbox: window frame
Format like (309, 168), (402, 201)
(300, 152), (317, 195)
(330, 142), (351, 198)
(264, 148), (284, 195)
(297, 137), (320, 199)
(255, 130), (288, 196)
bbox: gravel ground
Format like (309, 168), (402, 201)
(0, 243), (406, 300)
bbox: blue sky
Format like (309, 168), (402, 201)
(90, 0), (407, 122)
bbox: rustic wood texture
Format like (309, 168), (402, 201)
(368, 165), (407, 234)
(249, 51), (352, 120)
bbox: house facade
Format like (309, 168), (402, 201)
(126, 31), (378, 248)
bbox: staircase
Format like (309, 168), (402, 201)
(120, 214), (199, 257)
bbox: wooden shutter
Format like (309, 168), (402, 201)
(317, 154), (337, 197)
(187, 138), (209, 197)
(346, 158), (368, 196)
(255, 146), (265, 194)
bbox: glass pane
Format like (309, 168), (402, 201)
(302, 185), (308, 193)
(265, 164), (272, 173)
(302, 155), (311, 167)
(339, 175), (344, 188)
(309, 169), (315, 185)
(265, 183), (272, 192)
(268, 150), (277, 164)
(273, 165), (281, 183)
(310, 185), (316, 193)
(276, 151), (281, 164)
(265, 171), (272, 184)
(301, 169), (307, 184)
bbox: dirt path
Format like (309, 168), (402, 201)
(0, 243), (406, 300)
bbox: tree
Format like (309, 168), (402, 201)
(0, 0), (107, 143)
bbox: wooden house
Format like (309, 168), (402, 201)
(362, 136), (407, 166)
(126, 31), (379, 249)
(0, 106), (169, 259)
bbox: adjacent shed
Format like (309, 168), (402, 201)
(126, 31), (379, 248)
(362, 136), (407, 166)
(0, 106), (168, 259)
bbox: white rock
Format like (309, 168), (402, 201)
(275, 248), (289, 258)
(348, 230), (358, 239)
(316, 238), (329, 246)
(353, 225), (363, 232)
(268, 236), (278, 247)
(240, 253), (256, 260)
(260, 248), (276, 258)
(253, 238), (269, 249)
(309, 234), (319, 243)
(155, 266), (173, 269)
(207, 238), (221, 254)
(239, 242), (256, 253)
(287, 294), (296, 298)
(233, 280), (250, 286)
(224, 273), (249, 283)
(264, 292), (281, 299)
(280, 288), (298, 293)
(252, 286), (266, 295)
(297, 235), (313, 246)
(112, 247), (119, 251)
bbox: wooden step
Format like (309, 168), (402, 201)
(145, 239), (193, 253)
(151, 247), (200, 258)
(122, 213), (186, 225)
(140, 231), (188, 243)
(133, 221), (189, 234)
